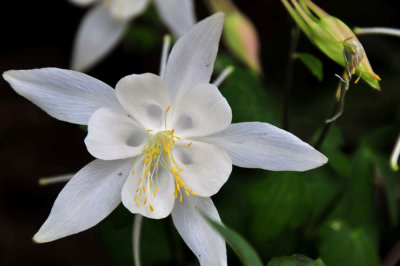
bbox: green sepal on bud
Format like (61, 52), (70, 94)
(206, 0), (262, 74)
(281, 0), (381, 90)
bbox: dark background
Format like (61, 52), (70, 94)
(2, 0), (400, 265)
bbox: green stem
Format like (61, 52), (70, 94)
(133, 215), (143, 266)
(283, 27), (300, 130)
(314, 70), (349, 149)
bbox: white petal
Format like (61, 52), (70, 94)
(204, 122), (328, 171)
(109, 0), (149, 21)
(85, 107), (148, 160)
(115, 73), (171, 130)
(173, 141), (232, 197)
(33, 159), (133, 243)
(154, 0), (196, 37)
(121, 158), (175, 219)
(172, 196), (227, 266)
(170, 83), (232, 138)
(164, 13), (224, 102)
(3, 68), (121, 125)
(71, 5), (127, 72)
(69, 0), (98, 6)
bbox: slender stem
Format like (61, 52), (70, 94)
(38, 174), (74, 186)
(390, 134), (400, 171)
(314, 71), (349, 149)
(355, 27), (400, 37)
(213, 66), (234, 87)
(382, 239), (400, 266)
(133, 215), (143, 266)
(160, 35), (171, 78)
(283, 27), (300, 130)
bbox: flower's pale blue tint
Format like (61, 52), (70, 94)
(3, 13), (327, 265)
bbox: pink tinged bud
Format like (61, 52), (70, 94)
(206, 0), (262, 74)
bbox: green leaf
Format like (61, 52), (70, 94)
(79, 125), (88, 131)
(250, 172), (312, 240)
(293, 53), (323, 81)
(215, 54), (280, 124)
(345, 147), (375, 224)
(202, 215), (263, 266)
(320, 126), (352, 178)
(317, 221), (379, 266)
(268, 254), (326, 266)
(371, 154), (399, 226)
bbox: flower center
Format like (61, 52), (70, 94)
(132, 108), (196, 212)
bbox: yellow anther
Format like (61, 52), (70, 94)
(174, 191), (177, 198)
(132, 170), (135, 175)
(166, 105), (171, 113)
(144, 197), (147, 204)
(156, 186), (159, 192)
(187, 142), (192, 147)
(176, 184), (180, 191)
(134, 196), (137, 201)
(153, 190), (156, 197)
(373, 73), (381, 81)
(191, 191), (197, 195)
(149, 204), (154, 212)
(185, 190), (190, 196)
(180, 194), (183, 202)
(335, 87), (341, 99)
(352, 67), (355, 75)
(354, 75), (361, 84)
(138, 198), (141, 206)
(147, 129), (153, 132)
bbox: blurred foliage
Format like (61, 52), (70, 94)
(268, 254), (326, 266)
(203, 215), (263, 266)
(293, 53), (323, 81)
(97, 1), (400, 265)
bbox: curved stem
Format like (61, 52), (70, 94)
(213, 66), (234, 87)
(390, 134), (400, 171)
(38, 173), (74, 186)
(160, 35), (171, 78)
(133, 214), (143, 266)
(355, 27), (400, 38)
(314, 70), (349, 149)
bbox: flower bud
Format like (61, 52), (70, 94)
(206, 0), (262, 74)
(281, 0), (380, 90)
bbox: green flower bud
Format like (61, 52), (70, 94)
(281, 0), (381, 90)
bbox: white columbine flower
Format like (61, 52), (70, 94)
(70, 0), (196, 71)
(4, 13), (327, 266)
